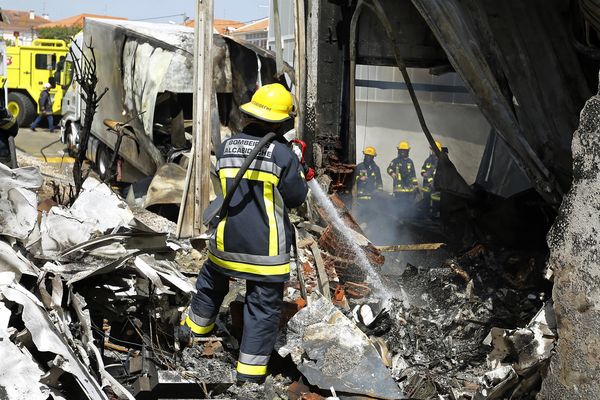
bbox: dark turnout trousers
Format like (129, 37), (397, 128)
(187, 262), (283, 380)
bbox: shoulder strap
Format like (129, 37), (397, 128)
(218, 131), (278, 220)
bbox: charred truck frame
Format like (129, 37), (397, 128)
(58, 19), (289, 184)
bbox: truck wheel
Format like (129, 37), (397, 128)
(65, 123), (81, 156)
(96, 144), (113, 181)
(7, 92), (36, 127)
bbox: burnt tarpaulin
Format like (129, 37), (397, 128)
(476, 129), (531, 198)
(409, 0), (591, 204)
(435, 152), (474, 199)
(222, 36), (291, 134)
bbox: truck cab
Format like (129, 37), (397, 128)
(6, 39), (68, 126)
(57, 33), (81, 157)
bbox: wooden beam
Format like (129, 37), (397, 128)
(177, 0), (214, 237)
(294, 0), (307, 140)
(376, 243), (446, 252)
(272, 0), (284, 77)
(310, 242), (331, 300)
(294, 227), (308, 302)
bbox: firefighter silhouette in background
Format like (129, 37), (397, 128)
(421, 140), (442, 217)
(387, 141), (418, 214)
(354, 146), (383, 222)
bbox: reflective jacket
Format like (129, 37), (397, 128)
(354, 162), (382, 200)
(421, 154), (438, 193)
(387, 157), (417, 192)
(207, 129), (308, 283)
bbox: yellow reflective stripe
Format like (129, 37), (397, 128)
(184, 316), (215, 335)
(216, 176), (227, 251)
(237, 361), (267, 376)
(208, 252), (290, 276)
(219, 168), (280, 185)
(263, 182), (278, 256)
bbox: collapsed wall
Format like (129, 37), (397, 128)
(538, 78), (600, 398)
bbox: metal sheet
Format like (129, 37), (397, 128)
(475, 129), (531, 198)
(0, 304), (48, 400)
(0, 163), (43, 240)
(1, 283), (108, 399)
(0, 240), (40, 280)
(279, 296), (404, 399)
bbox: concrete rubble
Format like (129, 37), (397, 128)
(0, 160), (560, 399)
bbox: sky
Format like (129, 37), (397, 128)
(0, 0), (269, 24)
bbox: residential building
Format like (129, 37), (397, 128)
(0, 9), (49, 45)
(185, 17), (269, 49)
(267, 1), (295, 64)
(183, 19), (244, 35)
(36, 14), (128, 29)
(230, 18), (269, 49)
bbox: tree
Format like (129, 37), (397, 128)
(36, 26), (82, 41)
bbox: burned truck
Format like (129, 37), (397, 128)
(58, 18), (287, 184)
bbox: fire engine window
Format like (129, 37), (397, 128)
(35, 54), (57, 70)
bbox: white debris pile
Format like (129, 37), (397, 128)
(40, 177), (135, 257)
(0, 166), (197, 399)
(476, 302), (557, 399)
(0, 162), (43, 244)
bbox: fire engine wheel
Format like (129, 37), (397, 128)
(7, 92), (36, 127)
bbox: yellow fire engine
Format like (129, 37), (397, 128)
(5, 39), (69, 126)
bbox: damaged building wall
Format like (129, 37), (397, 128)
(304, 0), (349, 162)
(409, 0), (591, 199)
(538, 77), (600, 398)
(306, 0), (594, 204)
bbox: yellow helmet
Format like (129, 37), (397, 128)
(363, 146), (377, 156)
(240, 83), (294, 123)
(397, 141), (410, 150)
(435, 141), (442, 151)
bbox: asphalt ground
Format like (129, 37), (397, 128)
(14, 127), (75, 164)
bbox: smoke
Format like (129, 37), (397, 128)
(352, 192), (423, 244)
(349, 188), (449, 276)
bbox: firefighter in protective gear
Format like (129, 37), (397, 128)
(181, 83), (309, 383)
(387, 141), (418, 210)
(354, 146), (383, 225)
(421, 141), (441, 215)
(355, 147), (383, 201)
